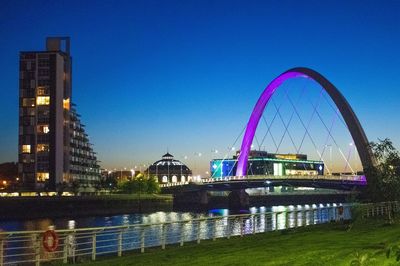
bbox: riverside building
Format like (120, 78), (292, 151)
(210, 150), (324, 178)
(18, 37), (100, 192)
(145, 153), (192, 184)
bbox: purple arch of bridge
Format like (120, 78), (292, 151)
(235, 67), (374, 179)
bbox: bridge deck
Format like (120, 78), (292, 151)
(161, 175), (366, 192)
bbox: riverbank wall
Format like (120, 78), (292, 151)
(0, 195), (173, 220)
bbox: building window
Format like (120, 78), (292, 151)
(37, 86), (49, 96)
(63, 98), (70, 110)
(22, 98), (35, 107)
(162, 176), (168, 183)
(36, 96), (50, 105)
(22, 145), (31, 153)
(38, 69), (49, 76)
(38, 59), (49, 67)
(37, 125), (50, 134)
(37, 144), (49, 152)
(181, 176), (186, 183)
(172, 175), (177, 183)
(37, 172), (49, 182)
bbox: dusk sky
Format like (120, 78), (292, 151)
(0, 0), (399, 175)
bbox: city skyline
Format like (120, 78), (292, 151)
(1, 0), (400, 174)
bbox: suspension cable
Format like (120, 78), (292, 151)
(309, 101), (355, 174)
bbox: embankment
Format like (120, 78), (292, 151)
(0, 195), (173, 220)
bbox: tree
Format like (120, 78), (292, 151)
(146, 176), (160, 194)
(70, 180), (81, 196)
(117, 176), (160, 194)
(56, 181), (68, 196)
(364, 138), (400, 202)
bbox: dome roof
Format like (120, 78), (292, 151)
(162, 152), (174, 160)
(146, 153), (192, 175)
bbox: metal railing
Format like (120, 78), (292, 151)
(0, 205), (349, 265)
(362, 201), (400, 218)
(204, 174), (366, 182)
(159, 174), (365, 187)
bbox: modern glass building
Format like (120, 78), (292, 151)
(210, 150), (324, 178)
(18, 37), (100, 191)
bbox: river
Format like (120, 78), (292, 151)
(0, 202), (350, 231)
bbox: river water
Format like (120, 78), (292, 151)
(0, 202), (350, 231)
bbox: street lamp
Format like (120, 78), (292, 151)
(130, 169), (134, 180)
(325, 144), (332, 174)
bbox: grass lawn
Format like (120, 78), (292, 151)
(70, 218), (400, 266)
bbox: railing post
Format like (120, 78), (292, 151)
(311, 209), (315, 224)
(197, 221), (201, 244)
(240, 217), (244, 237)
(0, 239), (4, 266)
(294, 211), (298, 228)
(180, 222), (184, 246)
(34, 233), (40, 266)
(264, 214), (268, 232)
(91, 232), (96, 261)
(285, 212), (290, 229)
(252, 215), (256, 234)
(63, 235), (68, 264)
(118, 229), (122, 257)
(227, 218), (231, 239)
(140, 227), (145, 253)
(161, 224), (166, 249)
(274, 213), (279, 231)
(213, 219), (217, 241)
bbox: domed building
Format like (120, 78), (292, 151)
(145, 153), (192, 184)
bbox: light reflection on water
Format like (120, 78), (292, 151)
(0, 202), (350, 232)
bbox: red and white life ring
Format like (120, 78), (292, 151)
(43, 230), (59, 252)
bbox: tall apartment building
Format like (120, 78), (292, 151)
(18, 37), (100, 191)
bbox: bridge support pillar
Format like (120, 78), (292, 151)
(228, 189), (249, 210)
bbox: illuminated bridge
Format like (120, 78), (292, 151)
(164, 67), (373, 206)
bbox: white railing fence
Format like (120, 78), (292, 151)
(0, 202), (394, 265)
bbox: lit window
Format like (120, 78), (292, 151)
(37, 125), (50, 134)
(63, 98), (70, 110)
(36, 96), (50, 105)
(162, 176), (168, 183)
(22, 145), (31, 153)
(36, 86), (48, 96)
(37, 144), (49, 152)
(22, 98), (35, 107)
(181, 176), (185, 183)
(37, 172), (49, 182)
(172, 175), (177, 183)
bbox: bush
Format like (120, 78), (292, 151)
(118, 176), (160, 194)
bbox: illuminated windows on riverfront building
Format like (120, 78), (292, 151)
(210, 150), (324, 178)
(18, 37), (100, 191)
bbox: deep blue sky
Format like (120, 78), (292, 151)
(0, 0), (399, 174)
